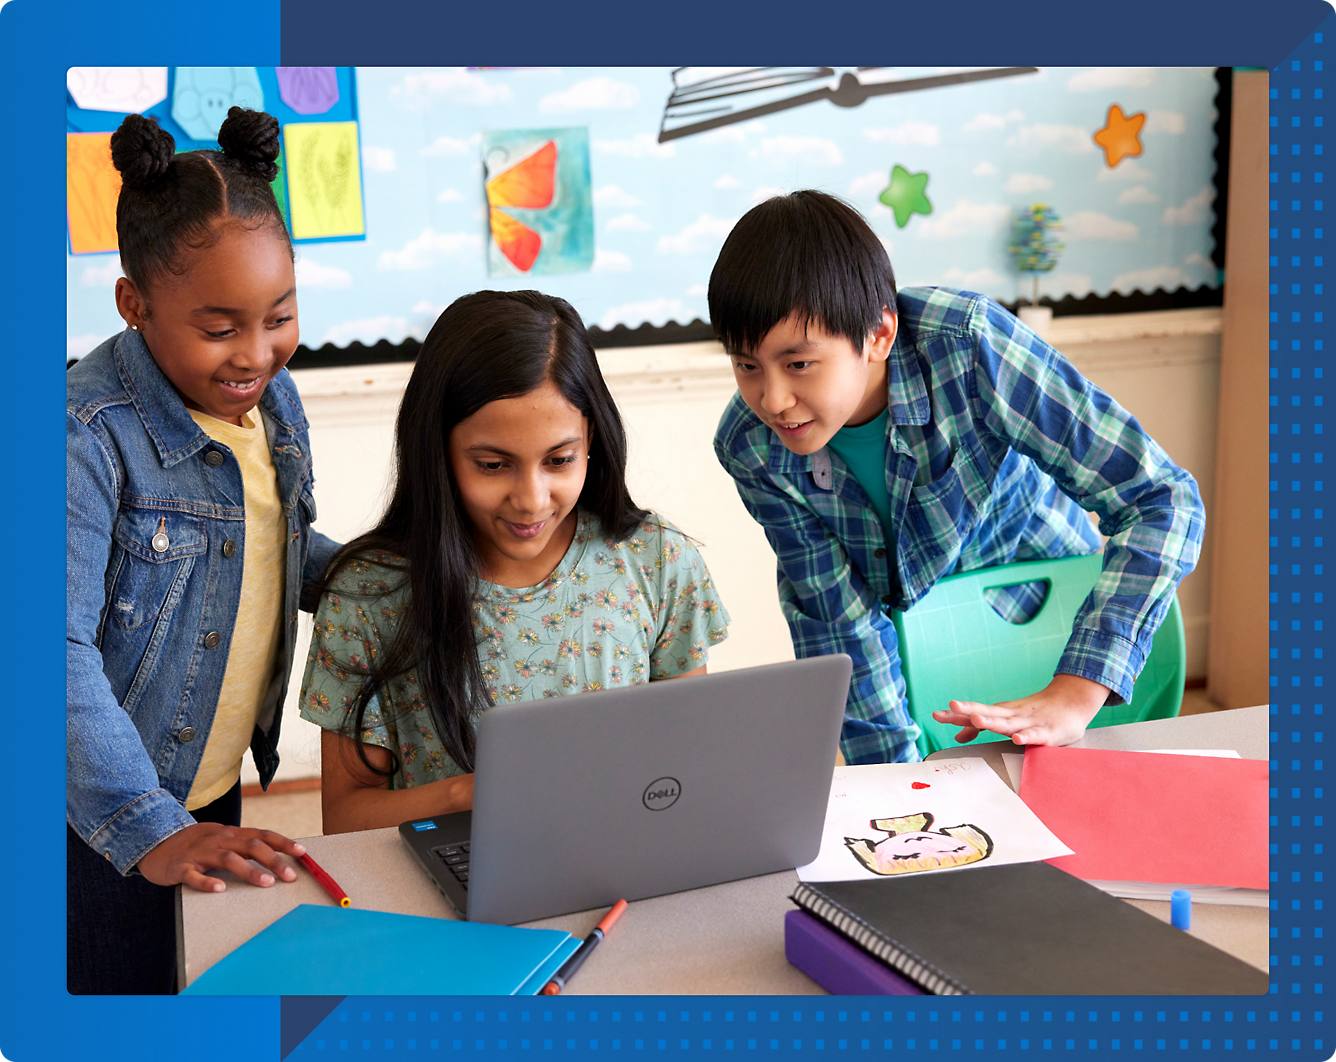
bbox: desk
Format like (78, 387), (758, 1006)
(179, 706), (1269, 994)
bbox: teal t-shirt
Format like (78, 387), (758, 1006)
(825, 409), (900, 601)
(826, 408), (894, 538)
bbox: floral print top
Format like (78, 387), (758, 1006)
(298, 510), (730, 788)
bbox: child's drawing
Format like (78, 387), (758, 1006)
(844, 811), (994, 876)
(482, 127), (593, 277)
(67, 132), (121, 254)
(171, 67), (265, 142)
(283, 121), (365, 241)
(276, 67), (340, 115)
(486, 139), (556, 272)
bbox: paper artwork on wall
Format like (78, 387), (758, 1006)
(172, 67), (265, 143)
(67, 68), (168, 114)
(276, 68), (340, 116)
(1093, 103), (1146, 168)
(283, 121), (365, 240)
(483, 127), (593, 277)
(878, 164), (933, 228)
(797, 759), (1072, 883)
(67, 133), (121, 254)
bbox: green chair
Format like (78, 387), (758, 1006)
(891, 553), (1186, 758)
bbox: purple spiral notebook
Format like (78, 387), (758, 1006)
(784, 909), (924, 996)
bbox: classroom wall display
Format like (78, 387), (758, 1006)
(284, 121), (366, 240)
(66, 65), (1219, 361)
(66, 67), (168, 114)
(171, 66), (266, 142)
(65, 133), (120, 254)
(483, 127), (594, 276)
(65, 67), (360, 358)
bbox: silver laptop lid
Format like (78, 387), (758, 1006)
(466, 654), (852, 925)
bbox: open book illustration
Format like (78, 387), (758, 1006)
(658, 67), (1039, 142)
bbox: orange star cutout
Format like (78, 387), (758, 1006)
(1093, 104), (1146, 168)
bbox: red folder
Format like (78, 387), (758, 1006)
(1017, 745), (1268, 891)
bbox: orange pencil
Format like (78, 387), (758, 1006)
(298, 851), (352, 908)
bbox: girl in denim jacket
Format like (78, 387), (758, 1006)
(66, 108), (338, 993)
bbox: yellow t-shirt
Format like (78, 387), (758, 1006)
(185, 407), (287, 809)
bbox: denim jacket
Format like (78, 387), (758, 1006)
(67, 329), (338, 874)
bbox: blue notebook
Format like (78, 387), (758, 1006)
(181, 904), (581, 995)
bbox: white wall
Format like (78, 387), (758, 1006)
(244, 307), (1227, 784)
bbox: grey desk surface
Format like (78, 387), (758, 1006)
(179, 706), (1269, 994)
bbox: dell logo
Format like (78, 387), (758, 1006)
(642, 776), (681, 811)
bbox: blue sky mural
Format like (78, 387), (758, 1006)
(67, 66), (1220, 358)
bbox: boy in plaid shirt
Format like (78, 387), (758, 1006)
(711, 191), (1204, 763)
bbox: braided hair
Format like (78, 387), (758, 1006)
(110, 107), (291, 291)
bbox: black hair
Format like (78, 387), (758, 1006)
(110, 108), (292, 292)
(321, 290), (649, 776)
(707, 190), (898, 356)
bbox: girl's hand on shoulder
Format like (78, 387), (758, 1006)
(137, 822), (307, 892)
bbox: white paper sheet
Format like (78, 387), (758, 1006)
(797, 759), (1074, 882)
(1086, 881), (1269, 907)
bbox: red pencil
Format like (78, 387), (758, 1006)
(298, 851), (352, 908)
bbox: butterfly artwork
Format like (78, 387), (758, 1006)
(482, 127), (594, 277)
(486, 140), (556, 272)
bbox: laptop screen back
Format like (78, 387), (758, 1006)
(466, 654), (851, 925)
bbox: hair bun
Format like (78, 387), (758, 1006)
(110, 114), (176, 189)
(217, 107), (281, 183)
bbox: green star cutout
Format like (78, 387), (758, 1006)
(878, 165), (932, 228)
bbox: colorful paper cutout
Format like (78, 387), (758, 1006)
(283, 121), (365, 240)
(878, 164), (932, 228)
(67, 67), (167, 113)
(482, 127), (593, 277)
(1093, 103), (1146, 168)
(67, 133), (121, 254)
(1018, 745), (1268, 892)
(276, 67), (340, 115)
(172, 67), (265, 143)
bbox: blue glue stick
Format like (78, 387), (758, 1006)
(1171, 889), (1192, 931)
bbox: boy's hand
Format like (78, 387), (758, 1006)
(930, 674), (1110, 747)
(136, 823), (307, 892)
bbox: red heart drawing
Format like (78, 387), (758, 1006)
(911, 781), (931, 789)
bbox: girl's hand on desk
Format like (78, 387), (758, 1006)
(931, 674), (1110, 747)
(137, 823), (307, 892)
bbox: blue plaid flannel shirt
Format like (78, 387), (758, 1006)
(714, 287), (1205, 764)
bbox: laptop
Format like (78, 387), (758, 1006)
(399, 654), (851, 925)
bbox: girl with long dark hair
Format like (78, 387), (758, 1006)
(300, 290), (729, 832)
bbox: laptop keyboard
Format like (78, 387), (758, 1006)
(431, 841), (470, 890)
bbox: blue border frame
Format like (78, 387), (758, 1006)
(5, 0), (1328, 1058)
